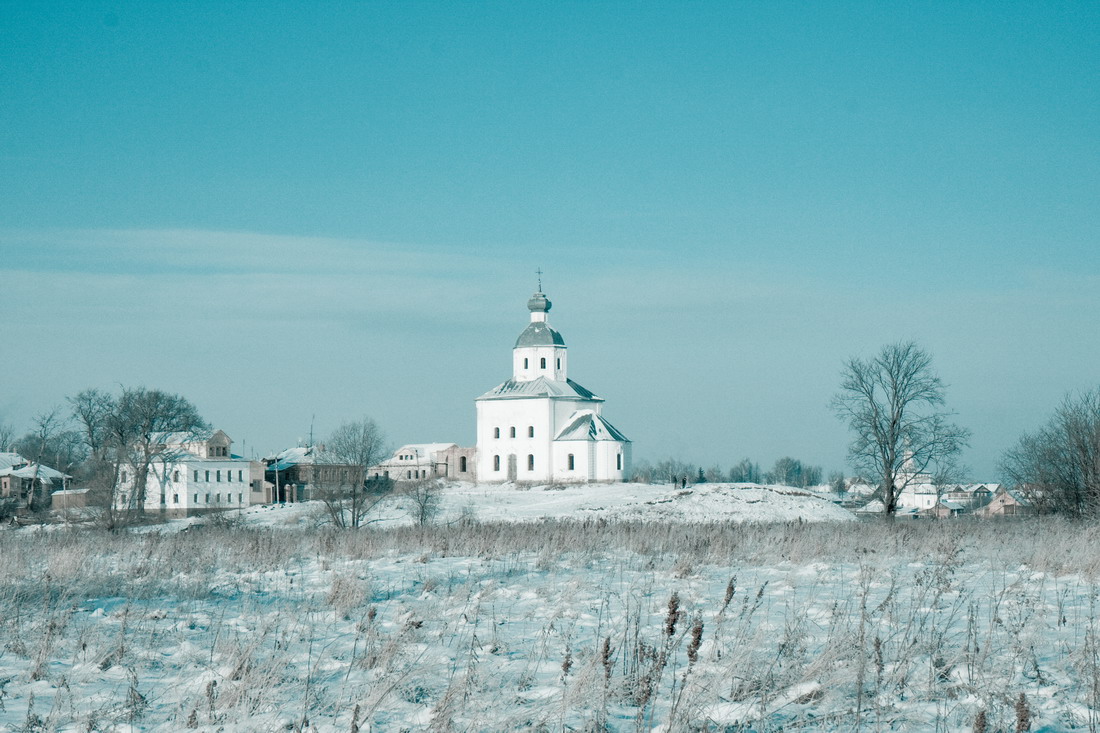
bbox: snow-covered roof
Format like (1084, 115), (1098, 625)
(390, 443), (458, 458)
(0, 453), (24, 471)
(477, 377), (602, 402)
(554, 411), (630, 443)
(266, 446), (317, 471)
(0, 463), (71, 482)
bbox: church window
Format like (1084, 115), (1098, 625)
(527, 454), (535, 471)
(528, 426), (534, 438)
(493, 455), (500, 471)
(617, 453), (622, 470)
(459, 456), (467, 472)
(494, 427), (500, 439)
(540, 357), (546, 369)
(510, 427), (516, 438)
(524, 358), (528, 368)
(557, 358), (560, 369)
(568, 454), (575, 470)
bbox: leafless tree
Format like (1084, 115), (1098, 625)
(405, 478), (441, 525)
(831, 342), (970, 515)
(68, 387), (207, 526)
(0, 419), (15, 453)
(315, 418), (389, 528)
(704, 464), (725, 483)
(12, 407), (78, 512)
(728, 458), (762, 484)
(1001, 388), (1100, 516)
(653, 458), (695, 486)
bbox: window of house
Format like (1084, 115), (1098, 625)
(528, 426), (534, 438)
(540, 357), (546, 369)
(208, 448), (214, 458)
(238, 493), (243, 503)
(205, 470), (210, 481)
(121, 470), (128, 482)
(406, 470), (412, 479)
(193, 493), (198, 503)
(510, 427), (516, 438)
(172, 494), (178, 504)
(493, 455), (500, 471)
(568, 454), (575, 470)
(459, 456), (467, 472)
(216, 470), (222, 482)
(194, 470), (199, 482)
(528, 454), (535, 471)
(216, 493), (221, 503)
(205, 493), (210, 503)
(238, 470), (244, 482)
(494, 427), (500, 439)
(173, 471), (179, 483)
(227, 470), (233, 482)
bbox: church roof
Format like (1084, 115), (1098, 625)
(514, 322), (566, 348)
(554, 410), (630, 442)
(476, 377), (602, 402)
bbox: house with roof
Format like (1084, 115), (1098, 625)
(475, 289), (631, 483)
(0, 452), (72, 510)
(977, 486), (1035, 517)
(369, 443), (476, 482)
(115, 430), (264, 516)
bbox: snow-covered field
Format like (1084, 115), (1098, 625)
(3, 485), (1099, 731)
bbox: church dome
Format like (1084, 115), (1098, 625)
(527, 292), (552, 313)
(515, 322), (565, 348)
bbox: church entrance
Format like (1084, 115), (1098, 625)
(507, 454), (517, 481)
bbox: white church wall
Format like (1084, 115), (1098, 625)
(476, 399), (555, 481)
(512, 346), (568, 382)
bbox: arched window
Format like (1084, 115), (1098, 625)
(540, 357), (546, 369)
(527, 454), (535, 471)
(528, 426), (534, 437)
(568, 454), (575, 470)
(510, 427), (516, 438)
(557, 358), (561, 369)
(459, 456), (467, 472)
(524, 358), (528, 368)
(493, 455), (501, 471)
(617, 453), (622, 470)
(494, 427), (500, 439)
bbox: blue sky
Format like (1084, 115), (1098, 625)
(1, 2), (1097, 478)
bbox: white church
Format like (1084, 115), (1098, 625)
(474, 289), (631, 483)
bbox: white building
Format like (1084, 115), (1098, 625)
(116, 430), (265, 515)
(475, 289), (630, 483)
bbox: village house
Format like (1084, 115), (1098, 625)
(369, 443), (477, 482)
(114, 430), (265, 516)
(0, 452), (72, 510)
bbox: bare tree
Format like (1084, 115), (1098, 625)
(0, 418), (15, 453)
(1001, 388), (1100, 516)
(728, 458), (761, 484)
(68, 387), (207, 526)
(831, 342), (970, 515)
(405, 478), (441, 525)
(315, 418), (389, 528)
(12, 407), (78, 511)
